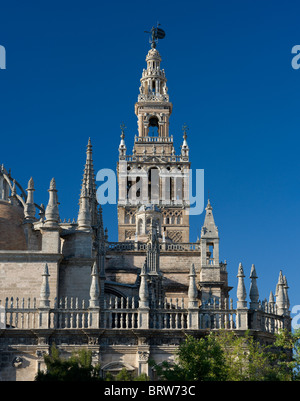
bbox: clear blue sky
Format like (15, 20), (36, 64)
(0, 0), (299, 320)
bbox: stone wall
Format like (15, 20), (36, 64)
(0, 252), (60, 305)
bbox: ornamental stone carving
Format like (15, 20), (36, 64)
(138, 350), (150, 362)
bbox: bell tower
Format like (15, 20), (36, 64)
(135, 45), (172, 141)
(117, 27), (190, 243)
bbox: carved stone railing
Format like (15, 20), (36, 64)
(106, 242), (200, 252)
(124, 155), (183, 163)
(102, 295), (139, 329)
(50, 298), (90, 329)
(134, 135), (173, 143)
(165, 243), (200, 252)
(106, 242), (135, 251)
(0, 296), (288, 334)
(150, 310), (188, 329)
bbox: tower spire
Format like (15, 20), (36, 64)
(81, 138), (98, 226)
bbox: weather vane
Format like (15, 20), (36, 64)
(145, 22), (165, 48)
(120, 122), (126, 138)
(182, 123), (189, 138)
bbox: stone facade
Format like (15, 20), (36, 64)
(0, 38), (291, 381)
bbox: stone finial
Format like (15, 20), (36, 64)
(28, 177), (34, 190)
(268, 291), (275, 312)
(237, 263), (247, 308)
(275, 270), (286, 316)
(8, 179), (18, 205)
(77, 185), (92, 231)
(11, 179), (16, 196)
(39, 203), (45, 221)
(188, 264), (198, 308)
(181, 123), (189, 158)
(45, 178), (59, 227)
(49, 177), (56, 190)
(24, 177), (36, 221)
(39, 263), (50, 308)
(138, 260), (149, 308)
(283, 275), (290, 312)
(201, 199), (219, 239)
(89, 262), (100, 308)
(118, 123), (127, 157)
(249, 264), (259, 309)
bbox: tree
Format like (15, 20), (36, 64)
(151, 334), (228, 381)
(214, 330), (283, 381)
(36, 345), (150, 381)
(35, 345), (102, 381)
(115, 368), (134, 381)
(271, 328), (300, 381)
(151, 330), (300, 381)
(106, 368), (149, 381)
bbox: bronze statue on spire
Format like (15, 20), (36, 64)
(145, 23), (165, 48)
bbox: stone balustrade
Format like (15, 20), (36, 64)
(0, 295), (289, 334)
(134, 135), (173, 143)
(106, 242), (200, 252)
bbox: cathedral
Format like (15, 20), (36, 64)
(0, 29), (291, 381)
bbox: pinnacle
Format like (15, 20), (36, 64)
(201, 198), (218, 238)
(27, 177), (34, 190)
(49, 177), (56, 190)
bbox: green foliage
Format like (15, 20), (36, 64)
(35, 345), (102, 381)
(107, 368), (149, 381)
(35, 345), (150, 382)
(115, 368), (134, 381)
(214, 330), (284, 381)
(151, 334), (228, 381)
(133, 373), (150, 381)
(151, 330), (300, 381)
(272, 328), (300, 381)
(35, 330), (300, 382)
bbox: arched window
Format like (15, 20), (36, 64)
(138, 219), (143, 235)
(148, 167), (159, 203)
(148, 116), (159, 136)
(146, 218), (151, 234)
